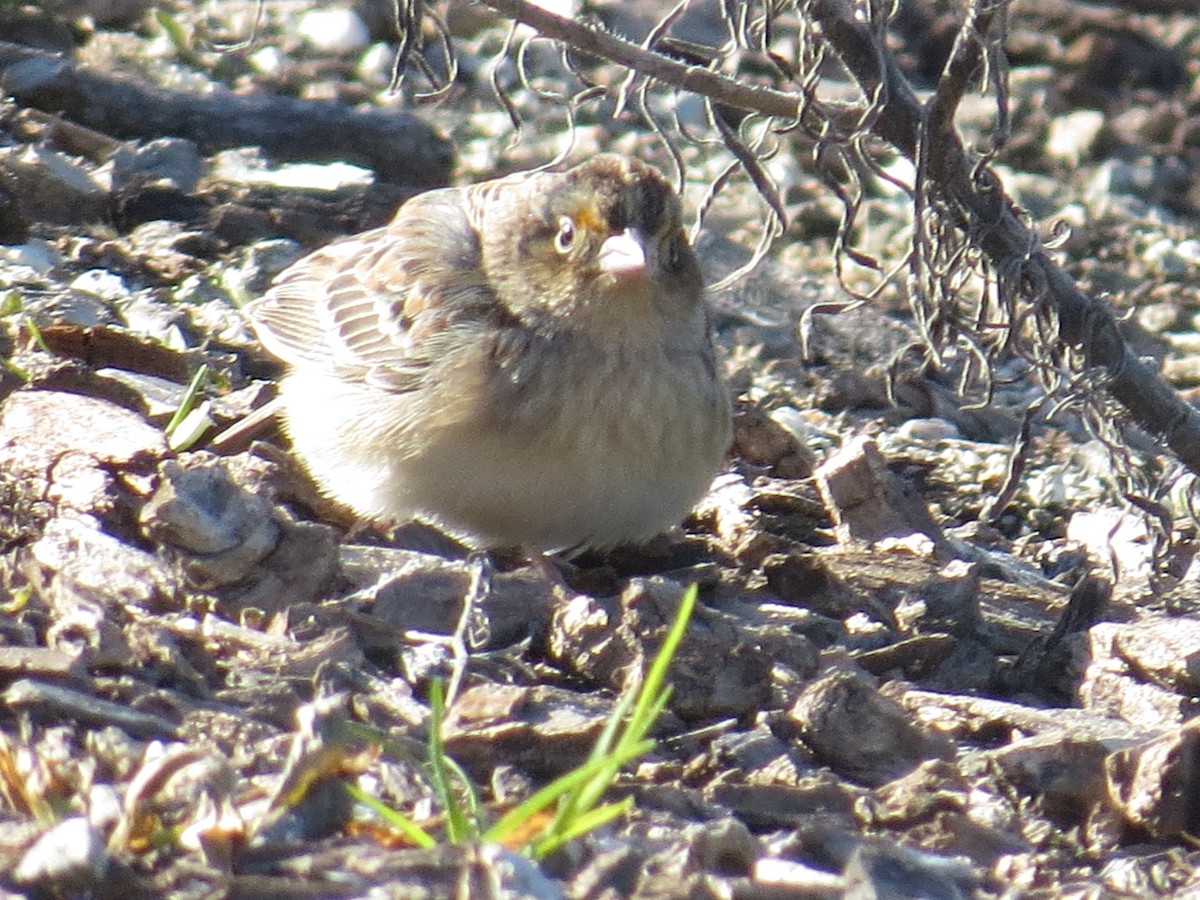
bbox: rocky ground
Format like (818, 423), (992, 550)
(3, 0), (1200, 897)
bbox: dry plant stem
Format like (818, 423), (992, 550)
(444, 551), (495, 708)
(478, 0), (1200, 477)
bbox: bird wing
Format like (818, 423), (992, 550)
(245, 186), (500, 393)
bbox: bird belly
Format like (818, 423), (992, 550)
(279, 351), (730, 552)
(415, 360), (729, 550)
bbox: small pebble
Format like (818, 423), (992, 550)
(297, 7), (370, 55)
(1144, 237), (1191, 278)
(895, 418), (962, 443)
(13, 817), (107, 888)
(1046, 109), (1105, 165)
(70, 269), (130, 302)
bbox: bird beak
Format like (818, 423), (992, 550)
(597, 228), (650, 278)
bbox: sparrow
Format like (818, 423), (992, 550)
(245, 154), (732, 554)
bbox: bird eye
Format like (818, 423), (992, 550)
(554, 216), (575, 254)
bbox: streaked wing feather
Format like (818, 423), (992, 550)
(246, 186), (503, 390)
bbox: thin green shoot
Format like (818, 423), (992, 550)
(482, 737), (653, 848)
(348, 584), (697, 857)
(530, 797), (633, 858)
(2, 357), (29, 383)
(154, 8), (202, 67)
(426, 679), (482, 841)
(535, 584), (695, 854)
(22, 316), (52, 356)
(164, 364), (214, 451)
(346, 784), (437, 849)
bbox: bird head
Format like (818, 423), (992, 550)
(481, 155), (704, 331)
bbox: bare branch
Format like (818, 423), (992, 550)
(475, 0), (801, 119)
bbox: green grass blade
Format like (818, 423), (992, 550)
(563, 686), (672, 821)
(426, 680), (473, 842)
(482, 738), (653, 844)
(164, 363), (209, 438)
(583, 676), (639, 765)
(552, 586), (696, 831)
(626, 584), (696, 738)
(23, 316), (52, 355)
(345, 783), (437, 849)
(441, 751), (485, 832)
(344, 589), (697, 858)
(531, 797), (635, 859)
